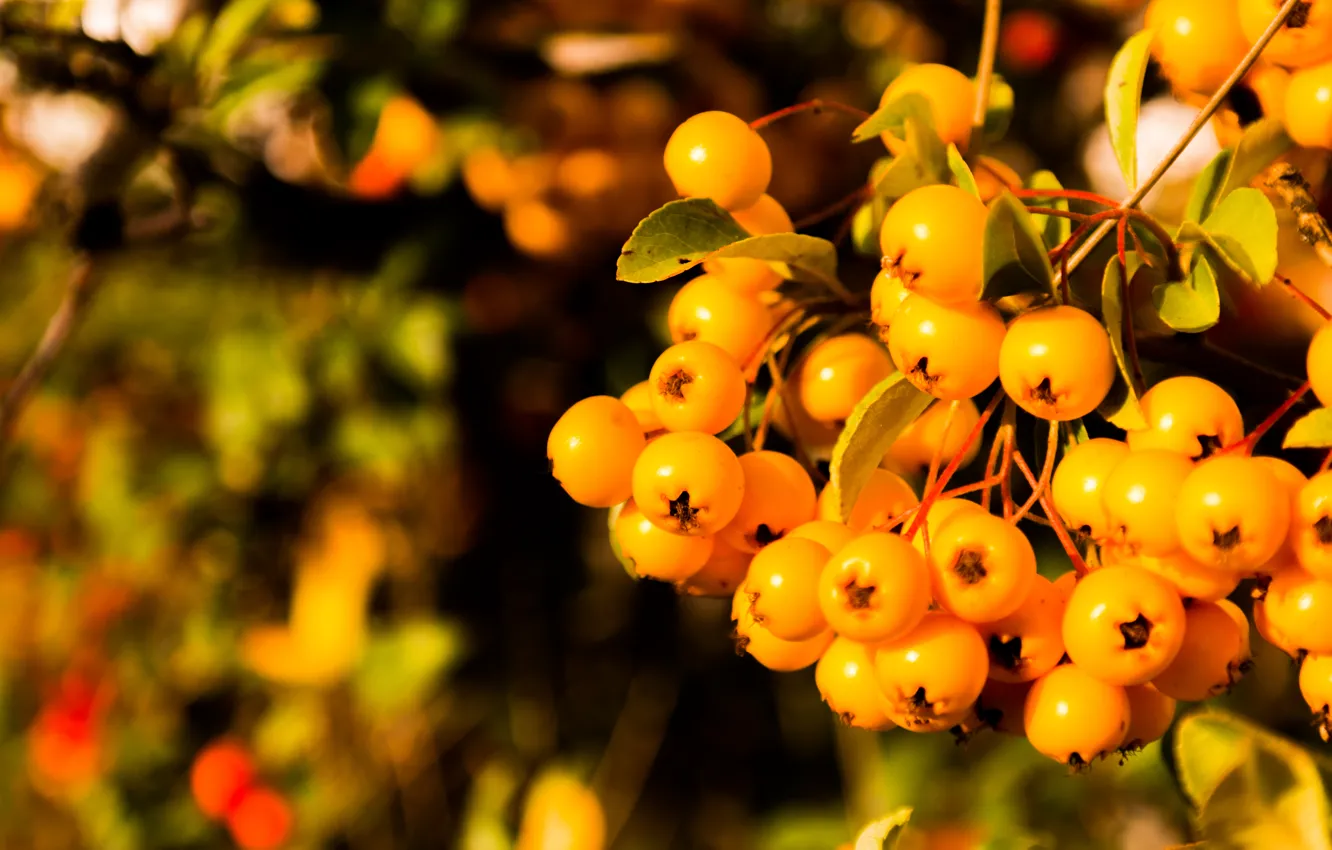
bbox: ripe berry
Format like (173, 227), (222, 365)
(1146, 0), (1250, 94)
(1299, 654), (1332, 740)
(1259, 566), (1332, 654)
(869, 268), (911, 329)
(1311, 322), (1332, 403)
(226, 786), (293, 850)
(663, 111), (772, 211)
(873, 612), (989, 728)
(1023, 664), (1131, 767)
(1254, 595), (1301, 658)
(771, 387), (843, 457)
(977, 679), (1031, 736)
(1051, 438), (1131, 541)
(819, 468), (920, 533)
(883, 399), (982, 477)
(668, 273), (776, 368)
(1127, 376), (1243, 459)
(888, 294), (1006, 400)
(619, 381), (662, 433)
(1107, 548), (1240, 603)
(1284, 62), (1332, 148)
(927, 510), (1038, 623)
(797, 334), (895, 425)
(998, 306), (1115, 421)
(1062, 565), (1187, 685)
(1255, 456), (1307, 576)
(878, 184), (987, 305)
(1152, 599), (1250, 702)
(1100, 449), (1195, 557)
(879, 64), (976, 154)
(917, 497), (986, 544)
(788, 519), (856, 553)
(1052, 569), (1078, 601)
(819, 532), (931, 643)
(744, 537), (832, 641)
(720, 451), (817, 552)
(815, 637), (896, 731)
(676, 537), (751, 597)
(191, 739), (255, 819)
(1000, 9), (1061, 74)
(973, 157), (1022, 203)
(704, 193), (794, 293)
(732, 591), (834, 672)
(649, 340), (747, 435)
(548, 396), (646, 508)
(1293, 471), (1332, 580)
(1174, 456), (1291, 574)
(1239, 0), (1332, 69)
(515, 773), (605, 850)
(614, 501), (715, 582)
(975, 575), (1066, 683)
(631, 432), (744, 536)
(1120, 685), (1177, 753)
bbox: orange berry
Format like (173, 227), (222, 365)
(1254, 456), (1306, 576)
(819, 531), (932, 643)
(797, 334), (894, 425)
(504, 199), (572, 259)
(998, 306), (1115, 421)
(1239, 0), (1332, 69)
(615, 501), (715, 582)
(704, 194), (794, 293)
(1254, 595), (1301, 657)
(667, 274), (776, 368)
(663, 111), (772, 211)
(1120, 684), (1177, 753)
(927, 510), (1038, 623)
(787, 519), (856, 553)
(1024, 664), (1131, 767)
(819, 468), (920, 533)
(1051, 569), (1079, 601)
(226, 786), (293, 850)
(744, 537), (832, 641)
(1106, 548), (1240, 602)
(1216, 598), (1253, 661)
(888, 294), (1006, 400)
(869, 268), (912, 330)
(461, 147), (513, 212)
(677, 537), (752, 597)
(1127, 376), (1243, 459)
(619, 381), (662, 433)
(1062, 565), (1187, 685)
(515, 772), (606, 850)
(648, 340), (747, 434)
(631, 432), (744, 536)
(720, 451), (817, 552)
(815, 637), (896, 731)
(977, 679), (1032, 736)
(732, 591), (834, 671)
(1312, 323), (1332, 406)
(873, 612), (989, 728)
(1051, 438), (1131, 541)
(1150, 600), (1249, 701)
(770, 387), (843, 458)
(878, 185), (987, 305)
(973, 157), (1022, 204)
(1101, 449), (1195, 557)
(1000, 10), (1061, 74)
(975, 575), (1066, 683)
(1284, 62), (1332, 147)
(1293, 471), (1332, 579)
(1147, 0), (1250, 93)
(1259, 566), (1332, 654)
(192, 739), (256, 819)
(556, 148), (620, 199)
(1174, 456), (1291, 574)
(548, 396), (646, 508)
(916, 497), (986, 544)
(879, 64), (975, 154)
(1300, 654), (1332, 739)
(883, 399), (982, 476)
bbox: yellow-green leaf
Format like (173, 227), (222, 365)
(1105, 30), (1153, 192)
(1284, 408), (1332, 448)
(1220, 119), (1292, 201)
(1202, 187), (1279, 285)
(982, 192), (1056, 301)
(830, 374), (933, 522)
(616, 199), (751, 282)
(1027, 170), (1070, 250)
(948, 144), (979, 197)
(708, 233), (842, 292)
(981, 76), (1014, 143)
(1100, 254), (1147, 430)
(852, 92), (934, 144)
(1153, 253), (1221, 333)
(854, 807), (913, 850)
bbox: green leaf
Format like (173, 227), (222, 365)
(1153, 254), (1221, 333)
(854, 807), (913, 850)
(1026, 171), (1070, 250)
(616, 199), (749, 283)
(981, 76), (1014, 143)
(1284, 408), (1332, 448)
(197, 0), (276, 93)
(1101, 253), (1147, 428)
(1186, 149), (1233, 224)
(852, 158), (895, 255)
(948, 144), (980, 197)
(607, 501), (637, 580)
(852, 92), (934, 144)
(1221, 119), (1293, 201)
(1202, 187), (1279, 285)
(1175, 711), (1253, 811)
(830, 373), (933, 522)
(708, 234), (842, 291)
(982, 193), (1056, 301)
(1104, 30), (1154, 192)
(353, 619), (466, 716)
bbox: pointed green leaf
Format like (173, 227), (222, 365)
(1284, 408), (1332, 449)
(948, 144), (980, 197)
(830, 374), (933, 522)
(1101, 253), (1146, 425)
(708, 234), (842, 291)
(617, 199), (749, 282)
(1221, 119), (1293, 200)
(1105, 30), (1154, 192)
(853, 158), (895, 255)
(981, 76), (1014, 143)
(1175, 711), (1253, 811)
(982, 192), (1056, 301)
(854, 807), (913, 850)
(607, 501), (637, 580)
(197, 0), (277, 92)
(1026, 170), (1070, 250)
(1153, 254), (1221, 333)
(852, 92), (934, 144)
(1186, 149), (1234, 224)
(1202, 187), (1279, 285)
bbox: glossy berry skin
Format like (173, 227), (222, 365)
(977, 679), (1031, 736)
(873, 612), (989, 729)
(819, 468), (920, 534)
(1299, 654), (1332, 738)
(676, 537), (751, 597)
(745, 537), (832, 641)
(1051, 438), (1130, 541)
(927, 510), (1038, 623)
(1260, 566), (1332, 655)
(1239, 0), (1332, 69)
(975, 575), (1066, 683)
(226, 787), (293, 850)
(819, 532), (932, 643)
(619, 381), (662, 433)
(1174, 456), (1291, 574)
(704, 194), (793, 293)
(667, 274), (776, 369)
(1062, 565), (1187, 686)
(883, 399), (982, 476)
(1310, 323), (1332, 405)
(878, 185), (987, 305)
(917, 498), (985, 545)
(1255, 456), (1307, 576)
(771, 385), (843, 458)
(1106, 548), (1240, 603)
(1052, 569), (1078, 601)
(720, 451), (817, 552)
(648, 340), (747, 435)
(191, 739), (256, 819)
(1101, 449), (1195, 557)
(732, 591), (834, 672)
(548, 396), (647, 508)
(1120, 685), (1177, 753)
(998, 306), (1115, 421)
(797, 334), (894, 425)
(879, 64), (976, 154)
(787, 519), (856, 554)
(1254, 595), (1302, 658)
(815, 637), (896, 731)
(1146, 0), (1250, 94)
(663, 111), (772, 211)
(1127, 376), (1243, 459)
(631, 432), (744, 536)
(869, 269), (911, 329)
(1151, 600), (1249, 702)
(1295, 471), (1332, 580)
(615, 501), (714, 582)
(888, 294), (1006, 401)
(1024, 664), (1131, 767)
(1285, 62), (1332, 148)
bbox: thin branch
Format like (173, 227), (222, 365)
(968, 0), (1004, 155)
(924, 401), (961, 500)
(904, 391), (1004, 540)
(749, 100), (871, 132)
(793, 183), (873, 231)
(1011, 420), (1059, 524)
(1012, 447), (1090, 574)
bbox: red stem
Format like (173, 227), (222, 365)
(1012, 447), (1090, 575)
(749, 100), (872, 132)
(1276, 274), (1332, 321)
(1223, 380), (1313, 455)
(1013, 187), (1120, 207)
(1024, 206), (1089, 223)
(904, 392), (1004, 540)
(794, 184), (873, 230)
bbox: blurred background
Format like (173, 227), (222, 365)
(0, 0), (1330, 848)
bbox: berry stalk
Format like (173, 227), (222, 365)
(748, 100), (871, 132)
(1011, 421), (1059, 524)
(1012, 445), (1090, 575)
(1224, 380), (1314, 455)
(904, 390), (1005, 540)
(967, 0), (1004, 155)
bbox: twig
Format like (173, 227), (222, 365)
(904, 391), (1004, 540)
(1011, 421), (1059, 524)
(749, 100), (871, 132)
(924, 401), (961, 500)
(794, 183), (874, 230)
(968, 0), (1004, 155)
(1013, 187), (1120, 208)
(1266, 163), (1332, 268)
(1024, 206), (1089, 223)
(1012, 448), (1090, 574)
(1275, 273), (1332, 321)
(1222, 380), (1313, 455)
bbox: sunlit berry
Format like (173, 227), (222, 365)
(745, 537), (832, 641)
(888, 295), (1006, 401)
(1024, 664), (1131, 767)
(663, 111), (772, 211)
(614, 501), (715, 582)
(1051, 438), (1131, 541)
(631, 432), (744, 536)
(1061, 565), (1187, 686)
(548, 396), (647, 508)
(816, 637), (896, 731)
(975, 575), (1066, 683)
(1126, 376), (1243, 459)
(998, 306), (1115, 421)
(819, 532), (932, 643)
(648, 340), (747, 435)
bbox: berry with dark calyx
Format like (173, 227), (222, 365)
(1238, 0), (1332, 70)
(819, 469), (920, 534)
(976, 679), (1032, 736)
(631, 432), (745, 537)
(1259, 566), (1332, 655)
(926, 510), (1038, 624)
(1299, 654), (1332, 741)
(1292, 471), (1332, 580)
(732, 590), (834, 672)
(1127, 376), (1243, 459)
(819, 532), (932, 643)
(888, 294), (1006, 401)
(815, 637), (896, 731)
(869, 268), (911, 330)
(975, 575), (1066, 683)
(873, 612), (989, 729)
(1061, 565), (1186, 686)
(1050, 438), (1130, 542)
(1119, 684), (1177, 755)
(1150, 600), (1250, 701)
(720, 451), (817, 553)
(744, 537), (832, 641)
(615, 501), (715, 582)
(1174, 455), (1291, 575)
(878, 184), (987, 305)
(1024, 664), (1131, 769)
(648, 340), (747, 435)
(998, 305), (1115, 422)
